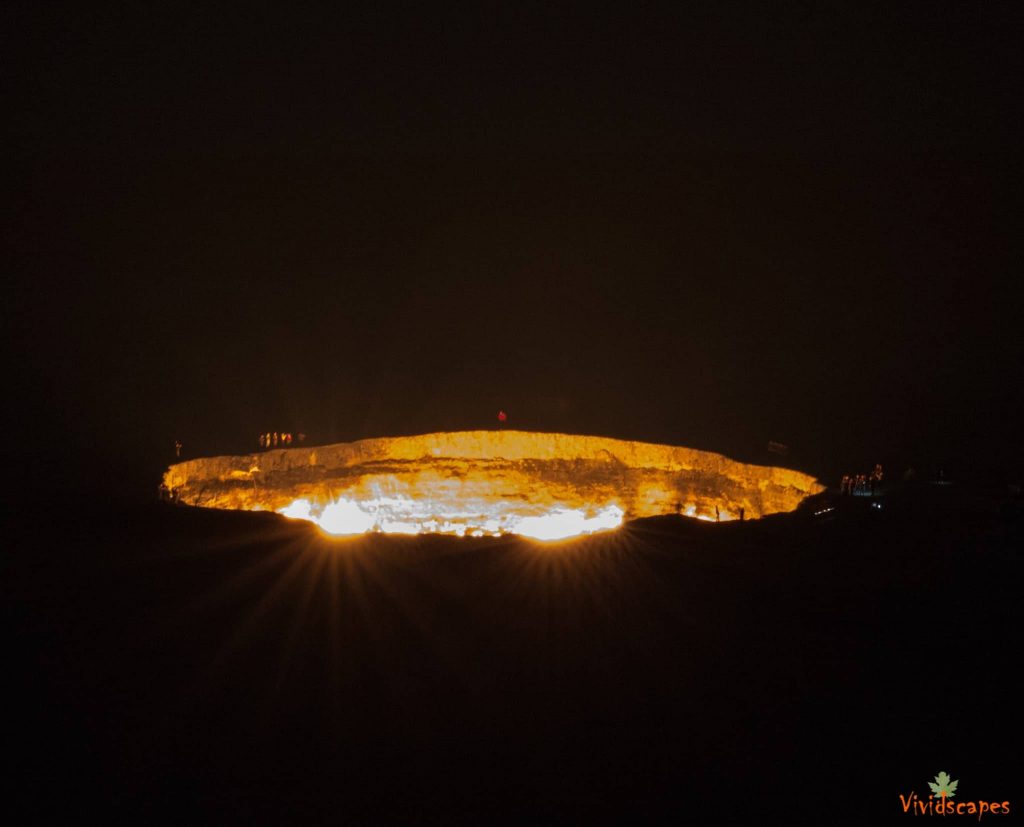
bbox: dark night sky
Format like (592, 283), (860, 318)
(4, 3), (1022, 498)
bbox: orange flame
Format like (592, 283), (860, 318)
(163, 431), (824, 539)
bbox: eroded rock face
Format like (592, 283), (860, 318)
(163, 431), (823, 527)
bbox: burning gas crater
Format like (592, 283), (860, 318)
(162, 430), (824, 541)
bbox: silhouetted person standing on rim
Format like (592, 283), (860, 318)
(174, 440), (182, 458)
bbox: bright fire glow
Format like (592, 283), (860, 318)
(277, 495), (625, 541)
(514, 506), (623, 540)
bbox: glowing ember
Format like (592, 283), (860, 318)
(163, 430), (824, 540)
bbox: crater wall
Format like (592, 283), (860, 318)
(163, 431), (824, 522)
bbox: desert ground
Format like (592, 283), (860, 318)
(6, 483), (1020, 824)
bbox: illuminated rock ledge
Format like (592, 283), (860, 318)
(162, 431), (824, 540)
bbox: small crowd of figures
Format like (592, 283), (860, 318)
(259, 431), (305, 449)
(840, 464), (883, 496)
(157, 483), (182, 503)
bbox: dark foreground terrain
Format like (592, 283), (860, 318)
(5, 484), (1021, 824)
